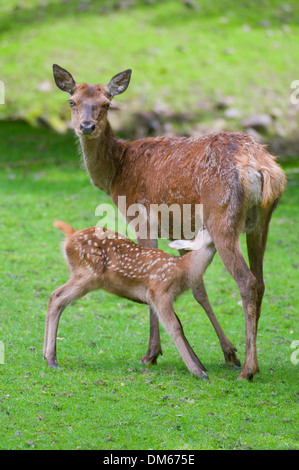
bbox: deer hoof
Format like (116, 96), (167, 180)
(46, 357), (59, 369)
(140, 348), (163, 366)
(224, 348), (241, 367)
(238, 366), (259, 381)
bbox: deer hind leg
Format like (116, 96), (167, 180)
(151, 296), (208, 380)
(136, 237), (163, 365)
(246, 206), (275, 331)
(43, 277), (92, 368)
(211, 233), (259, 381)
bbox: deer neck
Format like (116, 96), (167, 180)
(79, 121), (124, 195)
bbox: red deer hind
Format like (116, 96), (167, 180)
(52, 64), (286, 380)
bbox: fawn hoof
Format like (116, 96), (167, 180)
(195, 369), (209, 381)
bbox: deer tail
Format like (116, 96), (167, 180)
(53, 220), (76, 237)
(259, 165), (286, 208)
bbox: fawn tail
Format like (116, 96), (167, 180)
(53, 220), (76, 237)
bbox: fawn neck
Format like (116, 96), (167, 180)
(176, 237), (216, 289)
(79, 121), (125, 194)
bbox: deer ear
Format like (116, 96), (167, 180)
(105, 69), (132, 98)
(53, 64), (77, 95)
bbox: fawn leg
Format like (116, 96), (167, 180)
(44, 278), (91, 368)
(192, 279), (241, 367)
(178, 248), (240, 367)
(152, 298), (208, 379)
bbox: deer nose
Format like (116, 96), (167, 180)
(80, 121), (96, 135)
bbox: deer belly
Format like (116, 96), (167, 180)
(103, 274), (148, 304)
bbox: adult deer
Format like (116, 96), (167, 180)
(52, 64), (286, 380)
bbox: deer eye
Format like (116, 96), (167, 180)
(69, 100), (75, 107)
(104, 102), (111, 109)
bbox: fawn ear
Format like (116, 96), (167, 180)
(53, 64), (77, 95)
(105, 69), (132, 98)
(169, 227), (211, 251)
(168, 236), (205, 251)
(168, 239), (193, 251)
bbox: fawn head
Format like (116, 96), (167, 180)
(53, 64), (132, 138)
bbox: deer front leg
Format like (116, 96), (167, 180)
(136, 236), (163, 365)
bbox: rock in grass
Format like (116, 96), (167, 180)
(241, 113), (272, 130)
(224, 108), (241, 119)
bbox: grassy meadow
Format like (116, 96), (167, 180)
(0, 0), (298, 451)
(0, 121), (298, 450)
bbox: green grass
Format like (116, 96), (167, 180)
(0, 121), (298, 450)
(1, 0), (299, 137)
(0, 0), (299, 450)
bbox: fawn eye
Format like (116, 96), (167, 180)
(104, 102), (111, 109)
(69, 100), (75, 107)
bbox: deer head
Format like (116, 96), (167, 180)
(53, 64), (132, 138)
